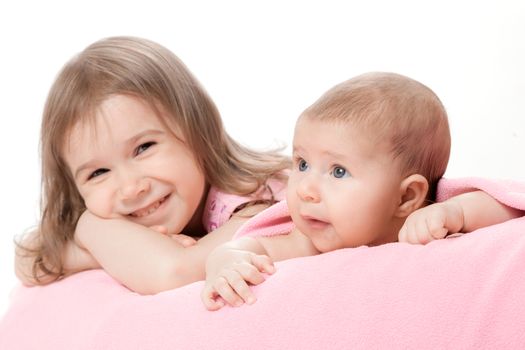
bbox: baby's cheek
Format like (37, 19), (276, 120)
(285, 185), (299, 210)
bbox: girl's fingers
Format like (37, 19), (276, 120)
(149, 226), (197, 247)
(149, 225), (168, 234)
(171, 234), (197, 247)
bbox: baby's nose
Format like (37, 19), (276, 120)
(296, 175), (320, 203)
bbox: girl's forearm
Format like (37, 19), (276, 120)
(62, 241), (101, 272)
(76, 213), (191, 294)
(75, 205), (267, 294)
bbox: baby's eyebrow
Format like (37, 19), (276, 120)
(292, 145), (305, 154)
(293, 144), (348, 161)
(320, 149), (348, 160)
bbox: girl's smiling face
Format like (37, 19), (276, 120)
(64, 94), (207, 235)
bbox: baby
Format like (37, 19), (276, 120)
(201, 72), (521, 310)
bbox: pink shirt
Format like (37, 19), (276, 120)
(202, 179), (287, 232)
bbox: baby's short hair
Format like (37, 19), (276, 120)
(302, 72), (451, 200)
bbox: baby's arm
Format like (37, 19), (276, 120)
(398, 190), (523, 244)
(74, 204), (267, 294)
(201, 228), (316, 310)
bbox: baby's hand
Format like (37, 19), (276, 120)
(201, 248), (275, 311)
(398, 200), (464, 244)
(149, 225), (197, 247)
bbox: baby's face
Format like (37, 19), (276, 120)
(63, 94), (206, 235)
(286, 116), (403, 252)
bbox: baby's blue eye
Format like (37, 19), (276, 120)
(298, 159), (309, 172)
(332, 166), (348, 179)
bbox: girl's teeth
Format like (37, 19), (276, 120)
(131, 199), (163, 217)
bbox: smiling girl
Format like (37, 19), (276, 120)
(15, 36), (290, 294)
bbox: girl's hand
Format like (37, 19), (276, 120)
(149, 225), (197, 247)
(201, 247), (275, 311)
(398, 200), (464, 244)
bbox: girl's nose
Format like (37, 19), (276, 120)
(119, 175), (150, 200)
(296, 174), (320, 203)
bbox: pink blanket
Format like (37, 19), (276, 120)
(1, 177), (525, 349)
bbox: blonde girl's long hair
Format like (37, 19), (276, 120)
(19, 36), (291, 283)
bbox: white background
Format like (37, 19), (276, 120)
(1, 1), (524, 317)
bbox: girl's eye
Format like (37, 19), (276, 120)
(88, 168), (109, 180)
(332, 166), (349, 179)
(298, 158), (309, 172)
(135, 141), (156, 156)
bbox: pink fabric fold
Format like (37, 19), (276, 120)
(437, 177), (525, 210)
(234, 176), (525, 240)
(1, 177), (525, 350)
(233, 200), (293, 239)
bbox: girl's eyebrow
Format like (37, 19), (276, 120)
(125, 129), (164, 146)
(73, 129), (164, 180)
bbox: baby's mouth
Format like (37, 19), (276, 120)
(129, 195), (169, 218)
(301, 215), (329, 228)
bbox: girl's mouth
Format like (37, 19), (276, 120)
(129, 194), (170, 218)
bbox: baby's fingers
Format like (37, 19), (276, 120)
(251, 254), (275, 275)
(427, 217), (449, 240)
(218, 263), (268, 306)
(399, 219), (420, 244)
(229, 264), (269, 303)
(201, 284), (225, 311)
(414, 217), (434, 244)
(214, 272), (252, 306)
(398, 224), (409, 243)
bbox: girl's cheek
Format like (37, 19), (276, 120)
(83, 192), (114, 219)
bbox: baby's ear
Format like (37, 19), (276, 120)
(395, 174), (429, 218)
